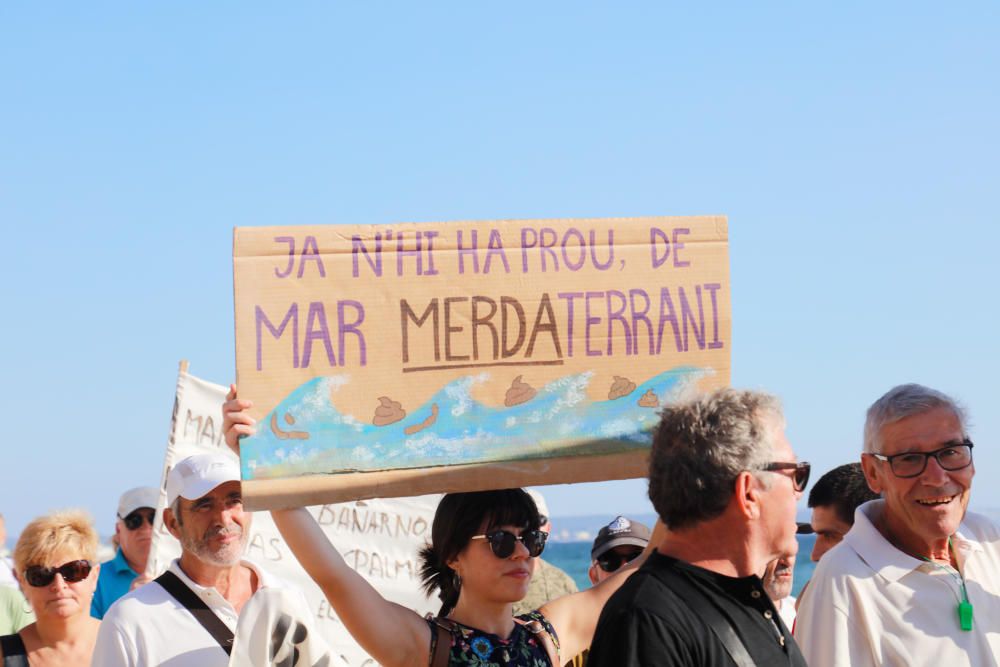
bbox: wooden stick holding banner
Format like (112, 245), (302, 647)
(234, 216), (731, 510)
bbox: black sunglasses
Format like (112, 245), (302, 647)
(24, 560), (93, 587)
(470, 529), (547, 558)
(120, 510), (156, 531)
(761, 461), (811, 492)
(596, 549), (643, 573)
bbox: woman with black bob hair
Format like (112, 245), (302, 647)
(224, 388), (656, 667)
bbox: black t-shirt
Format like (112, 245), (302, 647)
(588, 551), (807, 667)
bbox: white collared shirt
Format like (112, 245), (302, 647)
(92, 558), (323, 667)
(794, 499), (1000, 667)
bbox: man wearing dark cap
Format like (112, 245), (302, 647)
(589, 516), (651, 585)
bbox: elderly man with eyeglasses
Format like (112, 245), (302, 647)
(795, 383), (1000, 666)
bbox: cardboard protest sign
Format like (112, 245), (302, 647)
(234, 217), (730, 509)
(149, 363), (438, 666)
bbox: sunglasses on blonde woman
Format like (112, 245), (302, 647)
(24, 560), (93, 587)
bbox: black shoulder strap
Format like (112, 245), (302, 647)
(0, 634), (29, 667)
(155, 571), (234, 655)
(649, 569), (756, 667)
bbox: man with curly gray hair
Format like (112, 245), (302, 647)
(589, 388), (808, 667)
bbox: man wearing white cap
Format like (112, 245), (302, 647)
(91, 486), (159, 619)
(92, 452), (333, 666)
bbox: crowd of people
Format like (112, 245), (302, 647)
(0, 381), (995, 666)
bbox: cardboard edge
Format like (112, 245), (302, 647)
(243, 450), (650, 511)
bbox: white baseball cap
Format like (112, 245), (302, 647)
(117, 486), (160, 518)
(166, 452), (241, 506)
(527, 489), (550, 523)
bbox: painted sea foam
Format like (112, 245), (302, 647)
(242, 367), (707, 480)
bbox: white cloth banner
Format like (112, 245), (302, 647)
(148, 365), (439, 666)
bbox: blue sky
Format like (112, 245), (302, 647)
(2, 3), (998, 538)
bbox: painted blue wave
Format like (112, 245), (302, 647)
(242, 367), (707, 480)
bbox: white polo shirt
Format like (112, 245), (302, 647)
(794, 500), (1000, 667)
(92, 558), (327, 666)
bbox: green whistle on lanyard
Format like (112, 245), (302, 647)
(959, 600), (974, 632)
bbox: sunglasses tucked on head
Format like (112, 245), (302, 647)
(471, 529), (547, 558)
(24, 560), (93, 587)
(120, 509), (156, 531)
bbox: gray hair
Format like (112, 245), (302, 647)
(863, 383), (968, 454)
(648, 388), (784, 530)
(170, 497), (184, 526)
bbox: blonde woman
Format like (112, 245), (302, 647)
(0, 510), (101, 665)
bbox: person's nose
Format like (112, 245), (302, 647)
(920, 454), (951, 485)
(511, 538), (531, 560)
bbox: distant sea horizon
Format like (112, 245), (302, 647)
(546, 513), (816, 597)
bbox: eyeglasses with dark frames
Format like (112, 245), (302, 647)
(870, 440), (974, 479)
(761, 461), (811, 492)
(23, 560), (94, 587)
(470, 529), (547, 559)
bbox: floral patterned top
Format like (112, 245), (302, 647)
(425, 610), (560, 667)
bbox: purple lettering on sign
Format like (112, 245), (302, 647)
(423, 230), (440, 276)
(301, 301), (336, 368)
(352, 234), (383, 278)
(456, 230), (479, 275)
(338, 300), (367, 366)
(396, 232), (424, 276)
(298, 236), (326, 279)
(679, 285), (706, 351)
(484, 229), (510, 274)
(589, 229), (615, 271)
(539, 227), (559, 272)
(256, 303), (299, 371)
(629, 289), (654, 355)
(605, 290), (631, 355)
(705, 282), (724, 349)
(656, 288), (682, 354)
(649, 228), (669, 269)
(561, 228), (586, 271)
(584, 291), (604, 357)
(520, 228), (538, 273)
(672, 228), (690, 268)
(556, 292), (583, 357)
(274, 237), (296, 278)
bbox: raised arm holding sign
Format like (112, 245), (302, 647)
(224, 386), (663, 667)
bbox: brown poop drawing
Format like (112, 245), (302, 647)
(271, 412), (309, 440)
(372, 397), (406, 426)
(638, 389), (659, 408)
(608, 376), (637, 400)
(405, 403), (439, 435)
(504, 375), (537, 407)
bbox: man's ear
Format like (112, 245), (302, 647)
(861, 454), (883, 494)
(734, 471), (762, 520)
(588, 562), (600, 586)
(163, 507), (182, 540)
